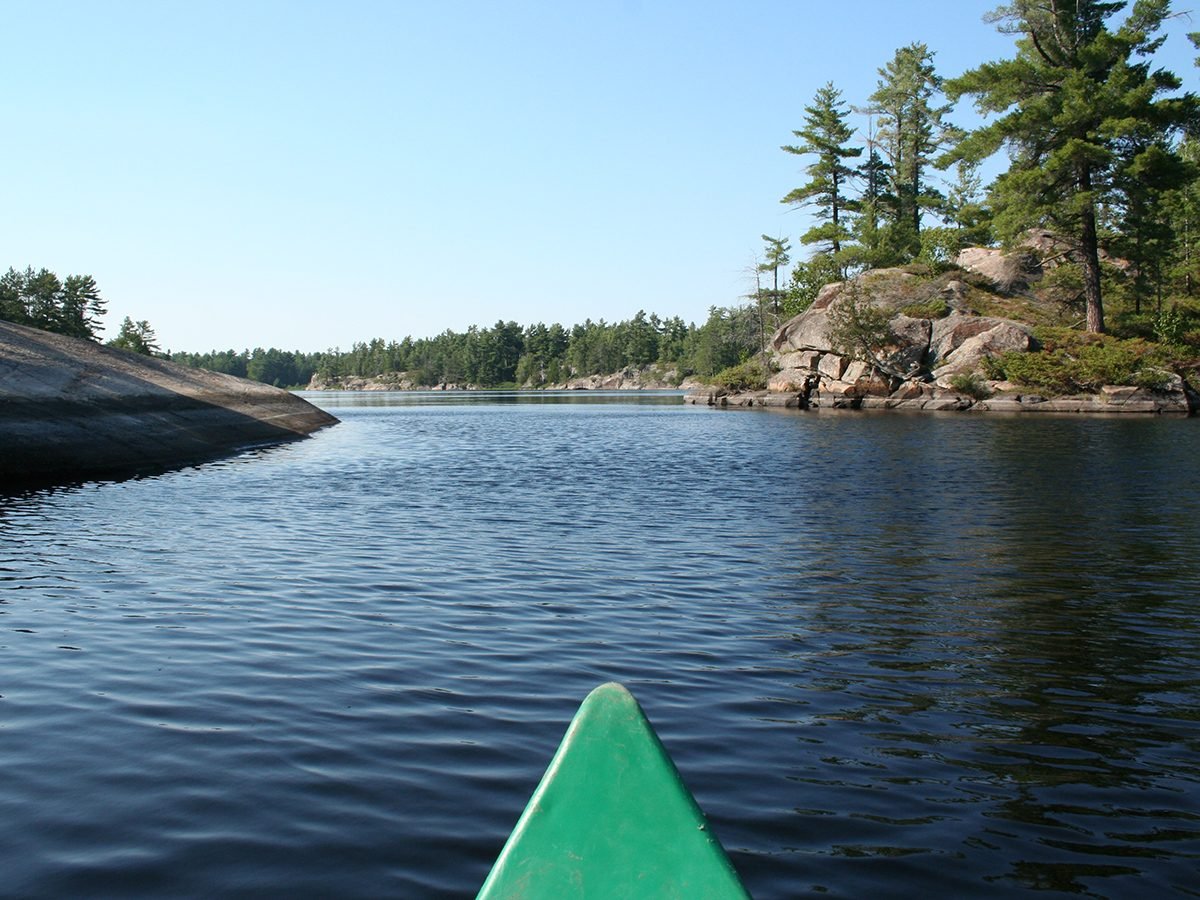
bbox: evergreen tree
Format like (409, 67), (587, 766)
(1164, 137), (1200, 297)
(58, 275), (107, 340)
(944, 0), (1196, 333)
(0, 268), (29, 325)
(24, 268), (63, 332)
(943, 159), (991, 249)
(0, 267), (108, 339)
(867, 43), (953, 261)
(757, 234), (791, 322)
(848, 117), (894, 269)
(109, 317), (159, 355)
(781, 83), (862, 261)
(1109, 134), (1194, 312)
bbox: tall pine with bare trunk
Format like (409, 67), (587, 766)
(868, 43), (953, 262)
(782, 83), (862, 265)
(944, 0), (1196, 333)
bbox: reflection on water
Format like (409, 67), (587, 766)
(1, 397), (1198, 898)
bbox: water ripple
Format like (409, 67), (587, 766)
(1, 401), (1199, 897)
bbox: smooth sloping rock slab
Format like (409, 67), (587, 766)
(1, 320), (337, 483)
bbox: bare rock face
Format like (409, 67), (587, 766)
(883, 315), (932, 377)
(772, 269), (926, 355)
(1, 321), (337, 483)
(777, 350), (821, 370)
(955, 247), (1042, 293)
(930, 314), (1018, 365)
(309, 373), (417, 390)
(772, 303), (837, 353)
(932, 321), (1037, 382)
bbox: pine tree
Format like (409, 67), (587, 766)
(945, 0), (1197, 333)
(58, 275), (106, 340)
(944, 159), (992, 250)
(109, 316), (159, 355)
(757, 235), (791, 322)
(781, 83), (862, 261)
(867, 43), (953, 261)
(849, 117), (894, 269)
(1164, 138), (1200, 297)
(1109, 134), (1194, 312)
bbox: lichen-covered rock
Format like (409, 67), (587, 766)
(938, 279), (975, 313)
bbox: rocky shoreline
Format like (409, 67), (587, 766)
(307, 366), (702, 392)
(1, 321), (337, 484)
(686, 381), (1195, 415)
(689, 260), (1198, 417)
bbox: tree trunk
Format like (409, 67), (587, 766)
(831, 171), (841, 255)
(1079, 166), (1106, 334)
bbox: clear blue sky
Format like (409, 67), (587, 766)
(4, 1), (1197, 352)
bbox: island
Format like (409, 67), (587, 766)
(687, 241), (1199, 416)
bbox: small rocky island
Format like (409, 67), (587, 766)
(690, 242), (1199, 416)
(1, 320), (337, 484)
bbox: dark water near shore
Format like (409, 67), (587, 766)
(2, 392), (1199, 898)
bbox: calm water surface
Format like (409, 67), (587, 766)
(2, 392), (1198, 898)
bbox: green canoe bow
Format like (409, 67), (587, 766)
(477, 682), (750, 899)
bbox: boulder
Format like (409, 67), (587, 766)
(933, 321), (1036, 381)
(772, 304), (836, 353)
(930, 314), (1017, 365)
(777, 349), (821, 370)
(853, 371), (894, 397)
(768, 369), (810, 393)
(842, 360), (872, 383)
(817, 353), (848, 380)
(889, 380), (933, 401)
(817, 380), (859, 398)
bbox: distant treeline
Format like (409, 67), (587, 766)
(169, 306), (773, 389)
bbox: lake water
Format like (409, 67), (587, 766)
(2, 392), (1198, 898)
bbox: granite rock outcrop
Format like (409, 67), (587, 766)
(688, 266), (1196, 416)
(2, 321), (337, 483)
